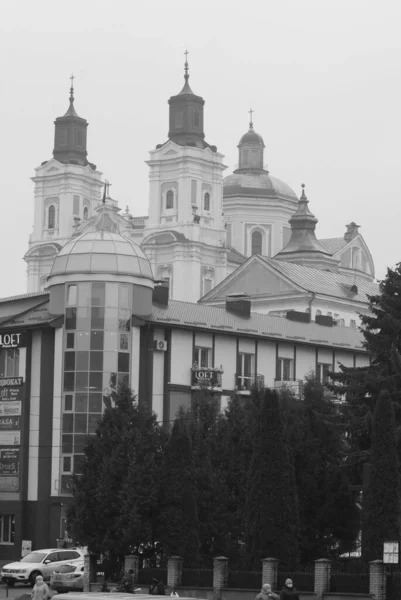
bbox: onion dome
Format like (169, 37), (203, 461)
(235, 111), (266, 172)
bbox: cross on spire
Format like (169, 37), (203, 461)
(102, 180), (112, 204)
(70, 74), (75, 89)
(69, 74), (75, 104)
(249, 108), (254, 128)
(184, 49), (189, 79)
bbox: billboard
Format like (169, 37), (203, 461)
(0, 377), (24, 402)
(0, 401), (21, 416)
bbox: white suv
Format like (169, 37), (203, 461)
(1, 548), (85, 587)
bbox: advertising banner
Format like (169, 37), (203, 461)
(0, 476), (19, 491)
(0, 378), (24, 402)
(0, 416), (20, 430)
(0, 333), (26, 350)
(0, 401), (21, 416)
(0, 431), (20, 446)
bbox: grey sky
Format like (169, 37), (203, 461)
(1, 0), (400, 297)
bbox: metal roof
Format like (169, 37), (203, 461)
(150, 300), (366, 351)
(0, 291), (48, 305)
(319, 237), (348, 255)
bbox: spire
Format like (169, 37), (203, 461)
(274, 184), (339, 271)
(178, 49), (194, 95)
(64, 74), (78, 117)
(249, 108), (254, 129)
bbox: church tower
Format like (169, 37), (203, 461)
(142, 56), (228, 302)
(24, 78), (103, 293)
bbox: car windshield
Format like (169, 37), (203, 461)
(21, 552), (47, 563)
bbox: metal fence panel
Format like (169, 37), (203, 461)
(182, 569), (213, 587)
(330, 573), (369, 594)
(138, 568), (168, 586)
(227, 570), (262, 589)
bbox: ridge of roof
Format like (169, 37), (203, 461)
(0, 291), (49, 304)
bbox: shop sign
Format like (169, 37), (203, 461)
(0, 401), (21, 416)
(0, 448), (19, 475)
(383, 541), (399, 564)
(0, 333), (26, 349)
(21, 540), (32, 557)
(0, 476), (19, 491)
(0, 431), (20, 446)
(0, 416), (20, 430)
(191, 365), (223, 389)
(0, 378), (24, 401)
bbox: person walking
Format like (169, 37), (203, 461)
(280, 579), (299, 600)
(256, 583), (279, 600)
(31, 575), (50, 600)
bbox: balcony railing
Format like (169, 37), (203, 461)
(274, 379), (304, 398)
(235, 374), (265, 394)
(191, 366), (224, 390)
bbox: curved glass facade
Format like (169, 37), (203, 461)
(60, 281), (132, 494)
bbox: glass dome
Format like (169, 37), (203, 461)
(50, 231), (153, 279)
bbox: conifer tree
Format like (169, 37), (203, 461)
(362, 390), (401, 562)
(157, 416), (200, 565)
(244, 388), (299, 568)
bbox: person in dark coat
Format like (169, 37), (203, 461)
(280, 579), (300, 600)
(149, 578), (166, 595)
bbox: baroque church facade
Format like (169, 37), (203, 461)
(24, 62), (376, 319)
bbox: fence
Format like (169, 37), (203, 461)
(182, 568), (213, 587)
(227, 570), (262, 589)
(330, 572), (369, 594)
(137, 567), (168, 586)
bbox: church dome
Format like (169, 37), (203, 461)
(49, 230), (153, 279)
(223, 172), (298, 202)
(238, 128), (264, 147)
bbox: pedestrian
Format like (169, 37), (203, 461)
(149, 577), (166, 595)
(280, 579), (299, 600)
(170, 589), (179, 597)
(31, 575), (50, 600)
(256, 583), (279, 600)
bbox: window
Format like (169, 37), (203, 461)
(338, 318), (345, 327)
(226, 223), (232, 247)
(174, 111), (183, 128)
(166, 190), (174, 209)
(315, 310), (322, 317)
(276, 358), (293, 382)
(317, 363), (331, 384)
(0, 349), (19, 378)
(76, 130), (84, 148)
(350, 319), (357, 329)
(48, 205), (56, 229)
(203, 278), (213, 295)
(0, 515), (15, 544)
(83, 207), (88, 220)
(237, 353), (255, 390)
(193, 110), (200, 129)
(251, 230), (262, 255)
(194, 347), (211, 368)
(204, 192), (210, 211)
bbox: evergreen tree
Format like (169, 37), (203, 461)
(362, 390), (401, 562)
(158, 416), (200, 565)
(244, 388), (299, 568)
(66, 388), (163, 558)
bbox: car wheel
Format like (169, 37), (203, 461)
(6, 580), (15, 588)
(29, 571), (42, 587)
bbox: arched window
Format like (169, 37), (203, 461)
(204, 192), (210, 211)
(48, 205), (56, 229)
(251, 230), (262, 255)
(166, 190), (174, 209)
(83, 207), (88, 220)
(315, 310), (322, 317)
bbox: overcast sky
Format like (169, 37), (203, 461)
(0, 0), (400, 298)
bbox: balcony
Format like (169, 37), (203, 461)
(191, 365), (224, 391)
(274, 379), (304, 398)
(235, 374), (265, 395)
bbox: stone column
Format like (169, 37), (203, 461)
(124, 555), (140, 583)
(167, 556), (183, 590)
(369, 560), (385, 600)
(83, 554), (91, 593)
(314, 558), (331, 600)
(213, 556), (229, 600)
(262, 558), (279, 591)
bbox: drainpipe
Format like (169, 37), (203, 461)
(308, 292), (316, 319)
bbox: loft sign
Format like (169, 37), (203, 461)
(191, 365), (224, 389)
(0, 333), (26, 349)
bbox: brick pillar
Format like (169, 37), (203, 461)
(83, 554), (91, 593)
(124, 555), (140, 583)
(262, 558), (279, 591)
(369, 560), (385, 600)
(213, 556), (229, 600)
(167, 556), (183, 589)
(314, 558), (331, 600)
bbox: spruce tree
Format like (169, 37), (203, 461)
(244, 388), (299, 568)
(362, 390), (401, 562)
(157, 416), (200, 565)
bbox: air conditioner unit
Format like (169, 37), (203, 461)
(153, 340), (168, 352)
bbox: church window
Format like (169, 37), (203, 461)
(242, 149), (249, 165)
(350, 319), (357, 329)
(315, 310), (322, 317)
(251, 230), (262, 255)
(226, 223), (232, 247)
(338, 318), (345, 327)
(73, 195), (80, 215)
(203, 278), (213, 295)
(76, 130), (84, 147)
(193, 110), (200, 129)
(166, 190), (174, 209)
(204, 192), (210, 211)
(174, 111), (183, 128)
(83, 207), (89, 220)
(48, 205), (56, 229)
